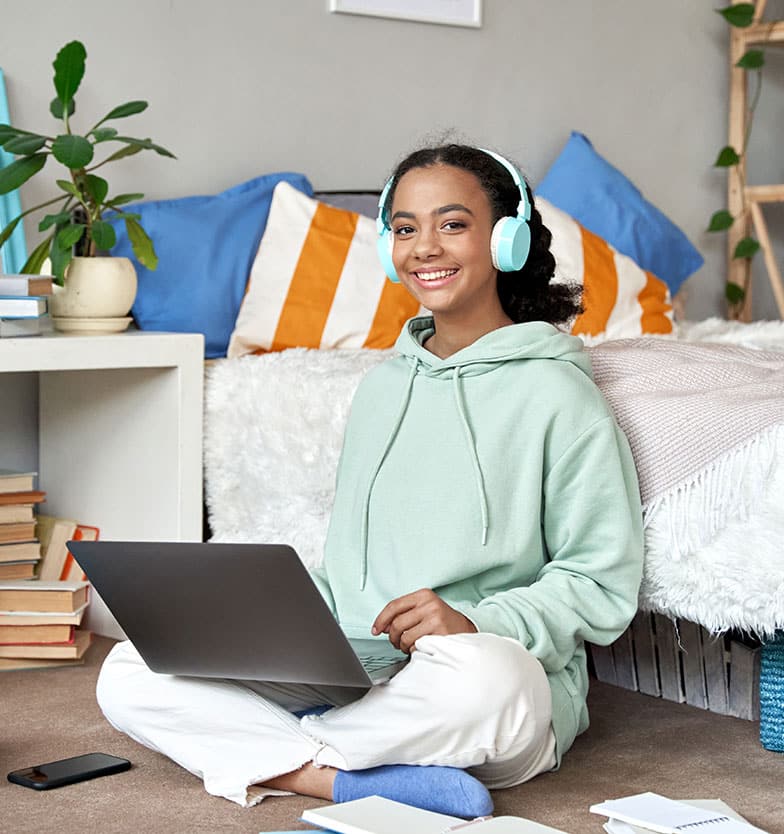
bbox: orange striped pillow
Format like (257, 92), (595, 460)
(227, 183), (421, 357)
(537, 196), (673, 341)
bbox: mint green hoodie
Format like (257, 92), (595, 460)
(313, 316), (643, 763)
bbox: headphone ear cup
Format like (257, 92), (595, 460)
(377, 230), (400, 283)
(490, 217), (532, 272)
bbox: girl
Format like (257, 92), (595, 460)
(97, 144), (644, 817)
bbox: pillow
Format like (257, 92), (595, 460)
(536, 132), (703, 295)
(228, 183), (421, 357)
(538, 196), (673, 342)
(109, 172), (313, 358)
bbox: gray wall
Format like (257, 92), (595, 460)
(1, 0), (782, 321)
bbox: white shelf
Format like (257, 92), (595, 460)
(0, 330), (204, 638)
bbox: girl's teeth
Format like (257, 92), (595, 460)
(418, 269), (456, 281)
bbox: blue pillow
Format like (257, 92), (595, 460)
(536, 132), (703, 295)
(110, 172), (313, 358)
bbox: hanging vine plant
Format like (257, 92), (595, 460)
(708, 3), (765, 308)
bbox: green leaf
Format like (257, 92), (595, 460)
(49, 96), (76, 119)
(2, 134), (47, 154)
(714, 145), (741, 167)
(56, 178), (82, 198)
(124, 217), (158, 270)
(111, 136), (176, 158)
(0, 215), (22, 248)
(56, 223), (86, 250)
(733, 237), (761, 259)
(90, 127), (118, 142)
(39, 210), (73, 232)
(82, 173), (109, 205)
(21, 234), (55, 278)
(105, 192), (144, 207)
(91, 220), (116, 251)
(100, 101), (148, 121)
(99, 143), (144, 164)
(52, 40), (86, 111)
(50, 235), (73, 282)
(51, 134), (94, 169)
(736, 49), (765, 69)
(725, 281), (746, 304)
(0, 153), (47, 195)
(717, 4), (755, 27)
(708, 210), (734, 232)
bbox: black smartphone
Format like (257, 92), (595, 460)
(7, 752), (131, 790)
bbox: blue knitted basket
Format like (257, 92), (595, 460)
(759, 631), (784, 752)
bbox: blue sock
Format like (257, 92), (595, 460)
(332, 764), (493, 819)
(292, 704), (333, 719)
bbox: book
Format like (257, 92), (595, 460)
(61, 523), (99, 581)
(0, 490), (46, 506)
(0, 275), (53, 296)
(0, 521), (37, 543)
(0, 296), (47, 318)
(0, 504), (34, 524)
(0, 628), (90, 659)
(35, 515), (78, 581)
(0, 655), (85, 672)
(0, 622), (74, 643)
(0, 560), (37, 580)
(0, 314), (53, 337)
(590, 793), (767, 834)
(0, 580), (89, 613)
(0, 601), (87, 626)
(603, 799), (758, 834)
(0, 541), (41, 562)
(0, 469), (36, 493)
(301, 796), (570, 834)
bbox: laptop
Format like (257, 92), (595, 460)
(68, 541), (409, 688)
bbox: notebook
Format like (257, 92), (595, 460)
(590, 793), (768, 834)
(68, 541), (409, 688)
(300, 795), (570, 834)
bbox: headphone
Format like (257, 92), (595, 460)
(375, 148), (532, 283)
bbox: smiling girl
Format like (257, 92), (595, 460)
(96, 145), (644, 818)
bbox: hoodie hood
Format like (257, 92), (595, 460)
(395, 315), (593, 379)
(357, 316), (592, 589)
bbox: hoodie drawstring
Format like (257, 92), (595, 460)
(452, 367), (489, 547)
(359, 361), (419, 590)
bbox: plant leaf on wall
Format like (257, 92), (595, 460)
(52, 41), (86, 111)
(733, 237), (761, 259)
(716, 4), (755, 28)
(52, 134), (94, 168)
(0, 153), (47, 195)
(736, 49), (765, 69)
(708, 210), (734, 232)
(714, 146), (740, 167)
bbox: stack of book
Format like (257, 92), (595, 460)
(0, 580), (92, 670)
(0, 273), (54, 337)
(0, 470), (46, 580)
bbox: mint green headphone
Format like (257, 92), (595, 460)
(375, 148), (532, 283)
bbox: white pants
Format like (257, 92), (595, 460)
(97, 632), (557, 807)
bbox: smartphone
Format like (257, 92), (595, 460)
(7, 752), (131, 790)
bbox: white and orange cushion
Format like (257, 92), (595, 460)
(538, 196), (673, 342)
(227, 183), (421, 357)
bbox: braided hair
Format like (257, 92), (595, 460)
(384, 144), (583, 326)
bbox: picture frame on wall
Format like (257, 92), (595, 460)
(328, 0), (482, 29)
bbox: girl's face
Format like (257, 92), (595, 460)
(389, 164), (504, 324)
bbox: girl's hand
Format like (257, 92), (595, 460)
(371, 588), (477, 654)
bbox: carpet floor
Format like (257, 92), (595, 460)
(2, 636), (782, 834)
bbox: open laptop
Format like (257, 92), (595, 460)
(68, 541), (409, 688)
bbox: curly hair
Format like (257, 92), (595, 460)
(384, 144), (583, 326)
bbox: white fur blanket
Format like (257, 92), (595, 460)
(204, 319), (784, 636)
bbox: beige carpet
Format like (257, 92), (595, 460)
(2, 637), (783, 834)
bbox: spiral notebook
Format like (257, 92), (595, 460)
(589, 793), (768, 834)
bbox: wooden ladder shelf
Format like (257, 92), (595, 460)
(727, 1), (784, 319)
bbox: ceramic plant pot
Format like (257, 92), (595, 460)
(50, 256), (138, 332)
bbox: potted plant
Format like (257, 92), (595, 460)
(0, 40), (174, 330)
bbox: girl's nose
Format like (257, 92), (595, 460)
(413, 227), (443, 259)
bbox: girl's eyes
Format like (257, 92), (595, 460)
(392, 220), (466, 236)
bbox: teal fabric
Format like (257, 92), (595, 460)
(537, 131), (703, 295)
(109, 172), (312, 358)
(0, 68), (28, 273)
(312, 316), (644, 764)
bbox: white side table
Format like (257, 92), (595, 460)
(0, 330), (204, 638)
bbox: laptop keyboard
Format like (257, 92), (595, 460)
(359, 654), (400, 672)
